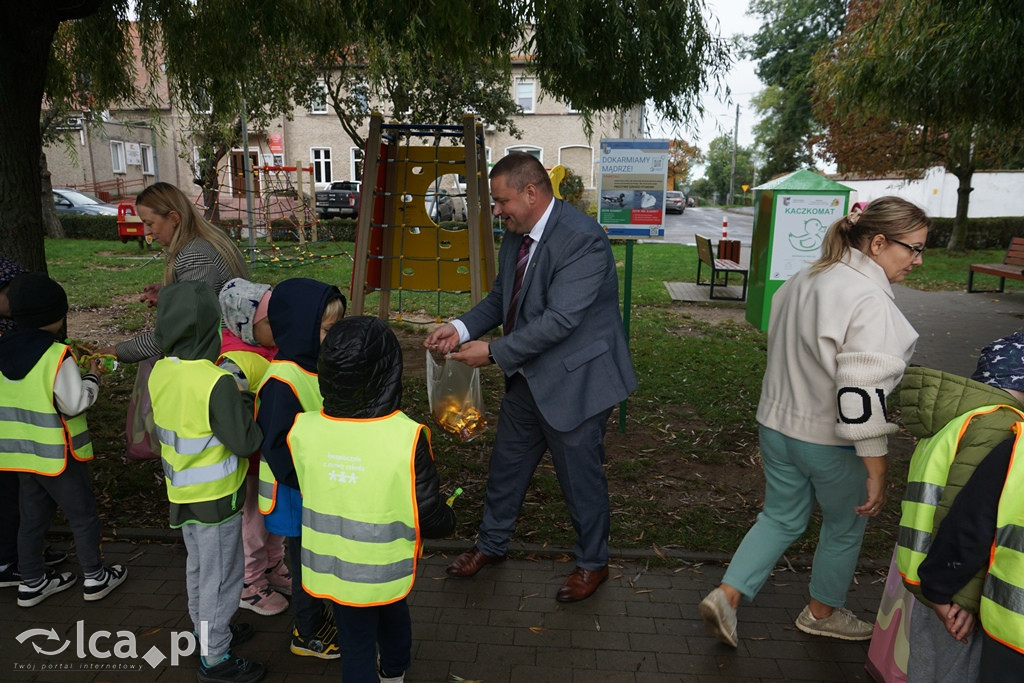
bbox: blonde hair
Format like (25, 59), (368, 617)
(321, 296), (346, 325)
(811, 196), (931, 274)
(136, 182), (248, 285)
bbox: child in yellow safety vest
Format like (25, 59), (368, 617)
(150, 281), (265, 683)
(909, 335), (1024, 683)
(216, 278), (289, 619)
(288, 316), (456, 683)
(0, 273), (127, 607)
(896, 332), (1024, 681)
(254, 277), (345, 660)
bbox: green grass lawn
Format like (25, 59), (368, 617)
(48, 237), (1016, 311)
(42, 236), (1014, 559)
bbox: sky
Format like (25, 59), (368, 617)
(650, 0), (764, 168)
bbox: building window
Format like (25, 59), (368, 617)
(192, 146), (204, 174)
(111, 141), (126, 174)
(309, 80), (328, 115)
(506, 145), (542, 164)
(559, 145), (594, 187)
(311, 147), (332, 184)
(140, 144), (154, 176)
(349, 147), (363, 182)
(192, 90), (213, 115)
(516, 81), (535, 114)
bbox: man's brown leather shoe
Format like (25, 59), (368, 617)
(445, 547), (505, 578)
(555, 566), (609, 603)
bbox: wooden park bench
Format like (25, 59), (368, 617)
(968, 236), (1024, 293)
(695, 234), (748, 301)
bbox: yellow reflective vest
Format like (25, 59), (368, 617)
(0, 342), (92, 475)
(290, 410), (424, 606)
(217, 349), (270, 391)
(149, 357), (247, 504)
(898, 405), (1024, 594)
(254, 361), (322, 513)
(981, 422), (1024, 654)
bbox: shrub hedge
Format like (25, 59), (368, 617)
(59, 215), (120, 240)
(926, 217), (1024, 250)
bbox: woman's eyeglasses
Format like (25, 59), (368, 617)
(886, 237), (926, 257)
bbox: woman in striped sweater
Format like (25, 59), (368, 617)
(103, 183), (249, 363)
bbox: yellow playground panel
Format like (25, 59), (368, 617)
(386, 145), (477, 292)
(350, 113), (496, 320)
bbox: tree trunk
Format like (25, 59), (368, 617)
(40, 151), (66, 239)
(945, 140), (974, 253)
(0, 2), (99, 272)
(0, 12), (61, 271)
(946, 171), (973, 252)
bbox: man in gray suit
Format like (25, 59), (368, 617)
(424, 152), (637, 602)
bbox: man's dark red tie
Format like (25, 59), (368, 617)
(504, 235), (533, 332)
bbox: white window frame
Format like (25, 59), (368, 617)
(110, 141), (126, 174)
(309, 80), (329, 115)
(505, 145), (542, 164)
(558, 145), (595, 187)
(516, 81), (535, 114)
(311, 147), (333, 184)
(349, 146), (363, 182)
(193, 90), (213, 115)
(140, 144), (154, 176)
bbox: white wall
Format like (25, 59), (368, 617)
(838, 166), (1024, 217)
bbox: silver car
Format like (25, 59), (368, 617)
(52, 188), (119, 216)
(665, 190), (685, 214)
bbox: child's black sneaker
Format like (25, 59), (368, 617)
(83, 564), (127, 601)
(379, 663), (406, 683)
(289, 614), (339, 660)
(197, 653), (265, 683)
(228, 622), (255, 648)
(0, 563), (21, 588)
(192, 623), (256, 655)
(44, 546), (68, 566)
(18, 570), (76, 607)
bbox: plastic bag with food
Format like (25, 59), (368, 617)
(425, 350), (487, 442)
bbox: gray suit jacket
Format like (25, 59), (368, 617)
(460, 199), (638, 432)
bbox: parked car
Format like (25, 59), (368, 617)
(665, 190), (685, 214)
(686, 195), (696, 207)
(425, 188), (455, 222)
(52, 188), (119, 216)
(314, 180), (360, 219)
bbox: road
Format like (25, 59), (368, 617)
(641, 206), (754, 247)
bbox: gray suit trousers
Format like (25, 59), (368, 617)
(477, 374), (612, 569)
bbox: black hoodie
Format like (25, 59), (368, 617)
(317, 316), (454, 538)
(257, 278), (342, 524)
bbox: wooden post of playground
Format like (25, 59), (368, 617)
(476, 121), (496, 281)
(304, 160), (318, 243)
(462, 115), (484, 303)
(293, 159), (307, 246)
(351, 113), (384, 316)
(376, 122), (399, 321)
